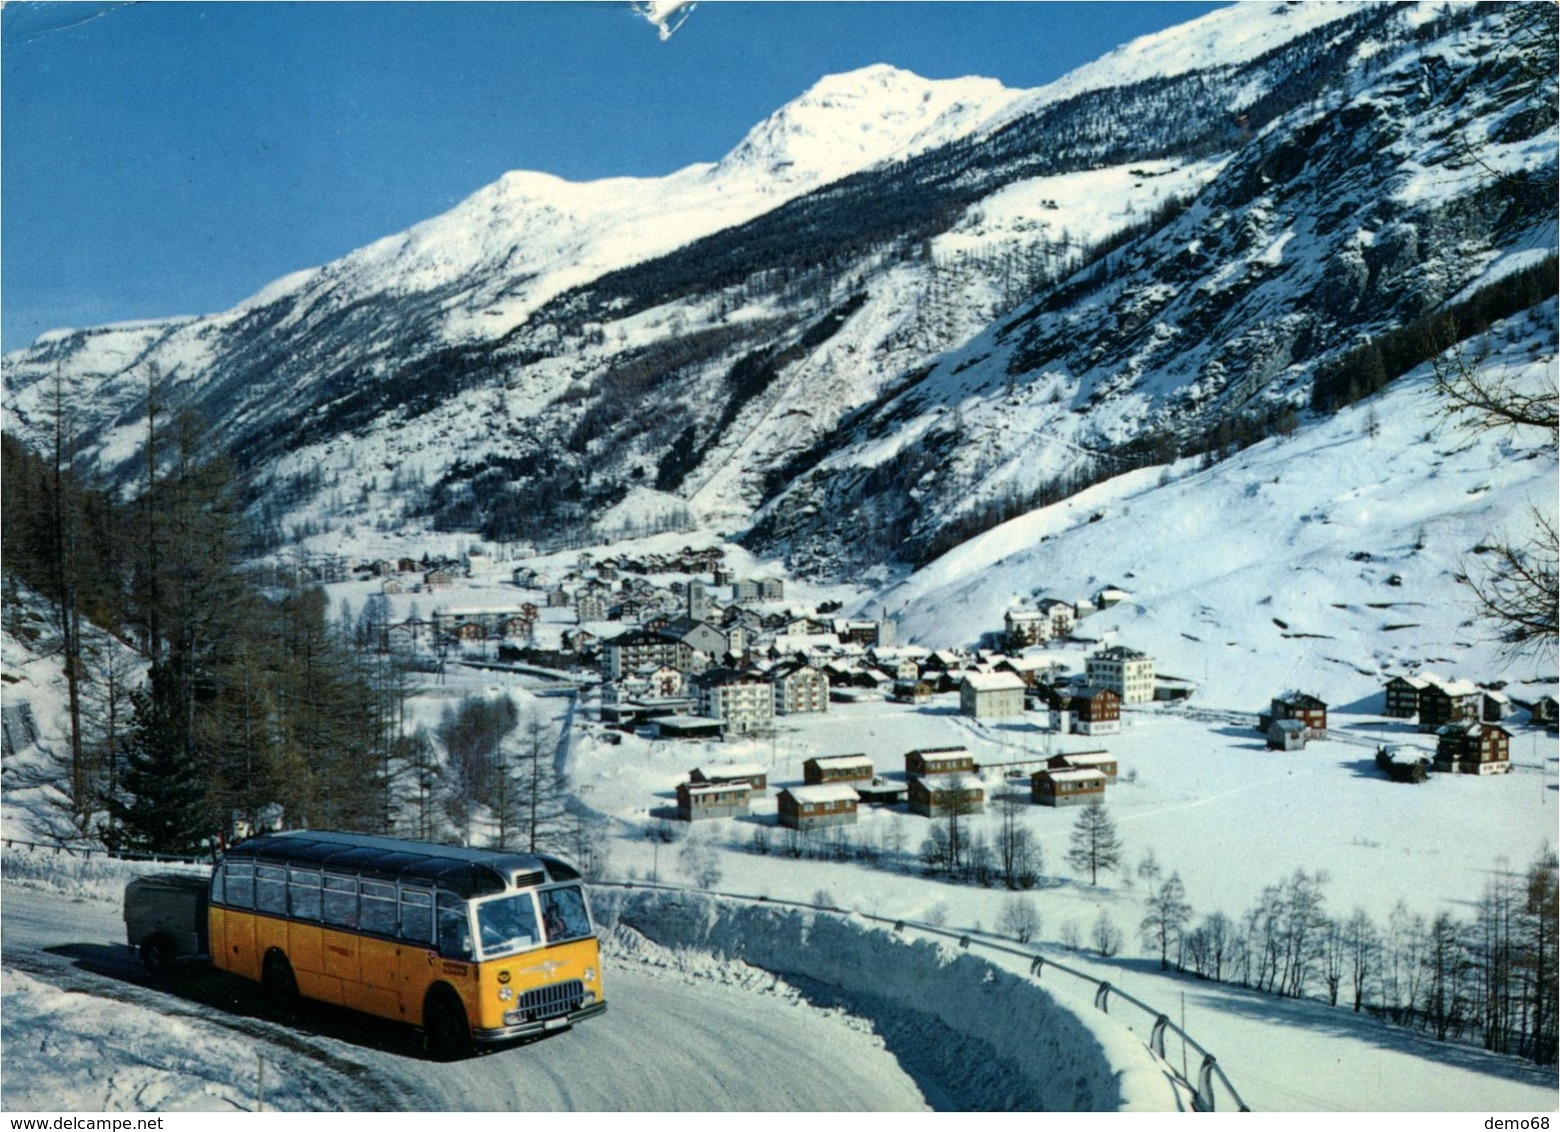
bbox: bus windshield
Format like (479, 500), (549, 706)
(475, 893), (541, 959)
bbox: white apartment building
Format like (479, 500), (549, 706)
(1085, 645), (1156, 705)
(696, 669), (776, 735)
(774, 665), (830, 715)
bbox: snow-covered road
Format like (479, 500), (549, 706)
(0, 879), (929, 1112)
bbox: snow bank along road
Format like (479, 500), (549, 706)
(0, 868), (1174, 1112)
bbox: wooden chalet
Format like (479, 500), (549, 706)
(803, 754), (875, 785)
(1533, 695), (1559, 727)
(1263, 692), (1328, 736)
(1384, 675), (1434, 718)
(905, 746), (976, 777)
(1031, 767), (1107, 807)
(1073, 686), (1121, 735)
(1482, 690), (1513, 722)
(777, 785), (860, 832)
(689, 764), (769, 794)
(1418, 679), (1482, 733)
(1433, 722), (1512, 775)
(1046, 751), (1118, 782)
(907, 776), (984, 818)
(675, 780), (751, 821)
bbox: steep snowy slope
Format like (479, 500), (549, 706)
(2, 2), (1552, 573)
(874, 311), (1557, 711)
(748, 2), (1557, 573)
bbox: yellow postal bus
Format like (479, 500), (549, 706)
(207, 831), (606, 1058)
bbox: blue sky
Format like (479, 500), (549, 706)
(1, 1), (1225, 349)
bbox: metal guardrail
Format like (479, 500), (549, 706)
(1, 837), (214, 865)
(594, 878), (1252, 1113)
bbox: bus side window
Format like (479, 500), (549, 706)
(436, 893), (473, 960)
(360, 881), (397, 936)
(400, 888), (433, 944)
(289, 868), (322, 921)
(209, 866), (225, 905)
(322, 874), (358, 928)
(255, 865), (287, 916)
(224, 863), (254, 909)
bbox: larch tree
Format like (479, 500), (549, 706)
(439, 693), (519, 844)
(1066, 800), (1123, 886)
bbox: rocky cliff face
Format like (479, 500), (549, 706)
(4, 3), (1553, 575)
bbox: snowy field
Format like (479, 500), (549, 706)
(576, 692), (1557, 931)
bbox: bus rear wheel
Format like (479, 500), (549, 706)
(261, 951), (299, 1020)
(139, 933), (174, 979)
(422, 985), (472, 1062)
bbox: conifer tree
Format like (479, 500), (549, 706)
(1066, 800), (1123, 886)
(107, 661), (209, 854)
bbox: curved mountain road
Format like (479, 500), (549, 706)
(1, 882), (928, 1112)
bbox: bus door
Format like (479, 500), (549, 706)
(352, 879), (401, 1018)
(285, 868), (329, 1002)
(319, 874), (362, 996)
(214, 862), (260, 981)
(410, 891), (477, 1025)
(383, 886), (436, 1022)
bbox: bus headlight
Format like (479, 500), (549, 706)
(584, 967), (597, 983)
(498, 986), (514, 1002)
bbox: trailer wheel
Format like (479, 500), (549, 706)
(422, 984), (472, 1061)
(261, 950), (299, 1020)
(139, 933), (174, 979)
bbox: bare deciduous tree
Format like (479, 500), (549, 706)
(1457, 507), (1558, 663)
(997, 895), (1041, 944)
(1432, 337), (1558, 444)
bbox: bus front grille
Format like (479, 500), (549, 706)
(514, 979), (584, 1021)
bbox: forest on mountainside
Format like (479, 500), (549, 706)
(1, 408), (592, 864)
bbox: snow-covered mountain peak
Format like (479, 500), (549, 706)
(989, 0), (1371, 129)
(718, 62), (1025, 183)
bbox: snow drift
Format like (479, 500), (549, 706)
(594, 887), (1185, 1112)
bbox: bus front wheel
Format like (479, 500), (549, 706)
(422, 985), (471, 1061)
(261, 951), (299, 1020)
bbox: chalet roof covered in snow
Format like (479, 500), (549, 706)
(782, 784), (861, 805)
(692, 763), (767, 779)
(808, 754), (874, 771)
(961, 671), (1027, 692)
(1036, 767), (1108, 784)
